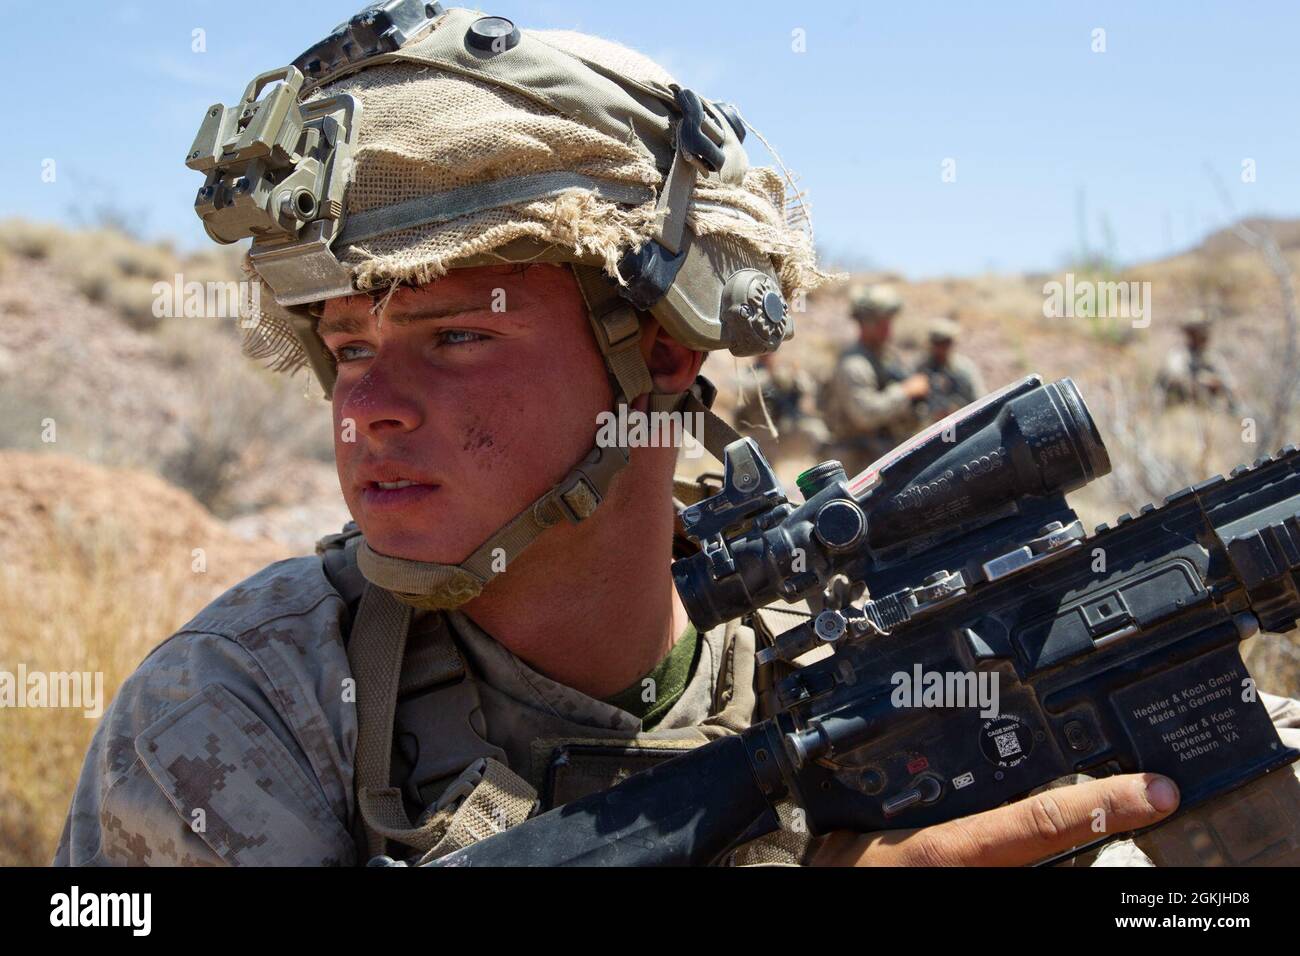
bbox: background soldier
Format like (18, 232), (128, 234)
(820, 284), (929, 475)
(914, 316), (985, 422)
(734, 352), (828, 463)
(1157, 309), (1239, 412)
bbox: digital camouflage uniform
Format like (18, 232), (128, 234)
(820, 285), (920, 476)
(55, 530), (813, 866)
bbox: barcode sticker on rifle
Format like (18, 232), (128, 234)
(994, 729), (1022, 758)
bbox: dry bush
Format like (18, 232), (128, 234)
(0, 219), (238, 331)
(160, 352), (334, 517)
(0, 220), (64, 260)
(0, 226), (333, 517)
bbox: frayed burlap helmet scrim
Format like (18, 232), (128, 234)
(197, 5), (828, 618)
(237, 9), (826, 380)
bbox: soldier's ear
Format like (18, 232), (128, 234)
(640, 314), (705, 394)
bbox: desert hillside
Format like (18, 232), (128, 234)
(2, 216), (1299, 864)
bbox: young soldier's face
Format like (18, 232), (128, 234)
(319, 264), (612, 562)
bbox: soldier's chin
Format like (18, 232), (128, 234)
(360, 525), (472, 565)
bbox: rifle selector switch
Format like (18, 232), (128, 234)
(881, 775), (943, 817)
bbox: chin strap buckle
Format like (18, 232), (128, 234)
(547, 442), (632, 525)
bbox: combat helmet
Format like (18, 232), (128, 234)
(927, 316), (961, 343)
(848, 283), (902, 322)
(185, 1), (824, 608)
(1180, 307), (1213, 333)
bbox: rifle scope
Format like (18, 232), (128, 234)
(672, 377), (1110, 630)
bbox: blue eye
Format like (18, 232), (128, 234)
(334, 343), (375, 363)
(439, 330), (486, 346)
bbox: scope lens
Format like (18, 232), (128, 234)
(1051, 378), (1111, 482)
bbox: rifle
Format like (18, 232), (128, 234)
(427, 375), (1300, 866)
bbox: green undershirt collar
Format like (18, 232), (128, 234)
(601, 625), (701, 729)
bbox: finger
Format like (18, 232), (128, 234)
(918, 773), (1180, 866)
(814, 773), (1179, 867)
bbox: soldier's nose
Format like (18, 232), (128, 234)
(337, 364), (425, 437)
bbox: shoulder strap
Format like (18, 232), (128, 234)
(344, 574), (529, 861)
(317, 523), (367, 622)
(346, 582), (414, 860)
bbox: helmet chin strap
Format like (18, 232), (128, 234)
(355, 264), (740, 610)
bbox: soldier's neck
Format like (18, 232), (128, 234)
(460, 452), (688, 701)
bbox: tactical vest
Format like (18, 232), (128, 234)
(316, 523), (814, 866)
(918, 358), (977, 420)
(865, 345), (909, 391)
(821, 344), (912, 474)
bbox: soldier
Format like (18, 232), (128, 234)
(734, 352), (828, 461)
(54, 4), (1297, 868)
(914, 316), (985, 422)
(820, 284), (930, 476)
(1157, 309), (1238, 411)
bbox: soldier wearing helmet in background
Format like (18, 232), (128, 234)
(913, 316), (985, 423)
(57, 3), (1278, 870)
(1157, 309), (1238, 412)
(819, 284), (930, 476)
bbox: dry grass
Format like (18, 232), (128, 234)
(0, 452), (290, 866)
(0, 218), (243, 331)
(0, 520), (194, 865)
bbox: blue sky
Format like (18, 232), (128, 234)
(3, 0), (1297, 277)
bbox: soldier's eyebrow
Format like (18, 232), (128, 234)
(317, 303), (492, 337)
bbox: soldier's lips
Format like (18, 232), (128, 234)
(359, 481), (441, 511)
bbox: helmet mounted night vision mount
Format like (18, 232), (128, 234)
(186, 0), (796, 381)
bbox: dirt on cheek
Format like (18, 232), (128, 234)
(461, 414), (500, 459)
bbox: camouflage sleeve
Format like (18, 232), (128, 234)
(53, 630), (357, 867)
(54, 558), (359, 867)
(828, 354), (913, 431)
